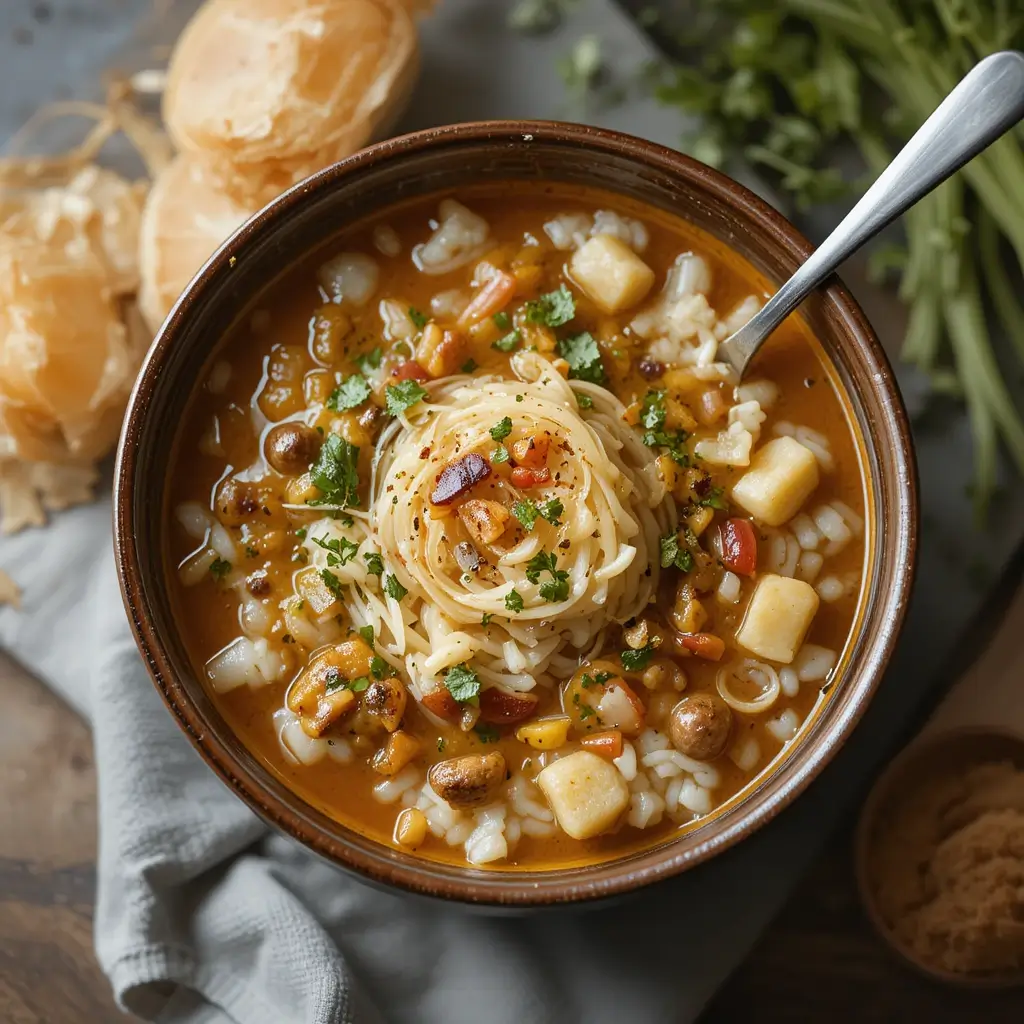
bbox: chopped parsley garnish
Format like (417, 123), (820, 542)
(492, 444), (510, 463)
(492, 329), (521, 352)
(505, 589), (525, 613)
(473, 722), (501, 744)
(444, 663), (481, 703)
(357, 625), (374, 645)
(408, 306), (428, 328)
(363, 551), (384, 576)
(385, 379), (428, 416)
(461, 358), (478, 373)
(640, 389), (667, 430)
(492, 311), (510, 330)
(515, 394), (524, 403)
(324, 668), (345, 693)
(309, 434), (360, 507)
(512, 497), (563, 531)
(383, 574), (408, 602)
(512, 500), (538, 531)
(621, 644), (656, 671)
(295, 527), (307, 540)
(370, 655), (389, 680)
(327, 374), (371, 411)
(557, 331), (606, 384)
(347, 676), (372, 693)
(209, 558), (232, 580)
(437, 737), (446, 753)
(481, 612), (493, 626)
(524, 284), (575, 327)
(354, 346), (382, 373)
(660, 533), (695, 573)
(576, 393), (594, 410)
(578, 703), (596, 721)
(642, 427), (690, 466)
(696, 485), (728, 511)
(490, 416), (513, 442)
(312, 534), (359, 567)
(525, 550), (570, 602)
(580, 670), (614, 689)
(320, 568), (344, 598)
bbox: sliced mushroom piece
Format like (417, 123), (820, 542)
(430, 453), (491, 505)
(362, 676), (407, 732)
(428, 752), (506, 809)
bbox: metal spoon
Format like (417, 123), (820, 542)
(718, 50), (1024, 379)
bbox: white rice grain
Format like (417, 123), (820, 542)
(430, 288), (469, 319)
(521, 817), (557, 838)
(816, 575), (846, 603)
(372, 224), (402, 257)
(679, 779), (713, 815)
(318, 251), (379, 305)
(413, 200), (490, 275)
(814, 504), (853, 556)
(373, 766), (421, 805)
(796, 550), (824, 584)
(790, 513), (820, 550)
(793, 644), (837, 682)
(728, 736), (761, 773)
(717, 570), (742, 604)
(735, 379), (778, 408)
(613, 741), (638, 782)
(274, 709), (326, 766)
(767, 709), (801, 743)
(542, 212), (593, 250)
(206, 637), (267, 692)
(780, 667), (800, 698)
(628, 789), (665, 829)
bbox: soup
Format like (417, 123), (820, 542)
(167, 185), (866, 869)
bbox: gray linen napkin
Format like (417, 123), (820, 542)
(1, 489), (820, 1023)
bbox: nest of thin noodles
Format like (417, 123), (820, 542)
(0, 85), (170, 533)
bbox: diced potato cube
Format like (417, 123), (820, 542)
(731, 436), (819, 527)
(570, 235), (655, 314)
(515, 716), (571, 750)
(295, 568), (340, 617)
(736, 573), (819, 664)
(536, 750), (629, 839)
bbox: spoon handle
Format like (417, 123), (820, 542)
(719, 50), (1024, 377)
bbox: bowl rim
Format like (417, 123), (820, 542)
(114, 118), (919, 905)
(854, 725), (1024, 989)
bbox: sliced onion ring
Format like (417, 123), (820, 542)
(716, 659), (781, 714)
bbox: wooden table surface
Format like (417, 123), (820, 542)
(1, 651), (1021, 1023)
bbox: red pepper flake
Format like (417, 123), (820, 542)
(430, 453), (492, 505)
(511, 466), (551, 489)
(419, 446), (431, 460)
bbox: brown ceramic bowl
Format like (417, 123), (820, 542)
(114, 120), (918, 906)
(855, 727), (1024, 988)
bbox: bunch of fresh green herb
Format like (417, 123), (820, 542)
(566, 2), (1024, 513)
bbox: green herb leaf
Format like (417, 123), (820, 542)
(539, 575), (570, 602)
(525, 550), (558, 583)
(493, 311), (510, 330)
(525, 550), (570, 602)
(505, 589), (524, 613)
(348, 676), (371, 693)
(209, 558), (232, 580)
(576, 393), (594, 410)
(492, 444), (510, 464)
(473, 722), (501, 744)
(363, 551), (384, 576)
(490, 416), (513, 441)
(659, 533), (694, 573)
(320, 568), (344, 598)
(327, 374), (371, 411)
(696, 485), (728, 511)
(324, 667), (345, 693)
(524, 284), (576, 327)
(640, 389), (667, 430)
(357, 624), (375, 646)
(309, 434), (360, 507)
(370, 655), (388, 680)
(383, 574), (408, 602)
(295, 527), (307, 540)
(512, 500), (539, 531)
(642, 427), (690, 466)
(385, 379), (428, 417)
(538, 498), (563, 525)
(437, 737), (446, 753)
(492, 329), (521, 353)
(408, 306), (428, 329)
(580, 670), (613, 689)
(444, 663), (481, 703)
(461, 358), (478, 373)
(481, 612), (493, 626)
(557, 331), (606, 384)
(354, 346), (382, 373)
(578, 703), (596, 721)
(621, 643), (656, 671)
(312, 534), (359, 566)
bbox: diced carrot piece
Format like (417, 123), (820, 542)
(391, 359), (430, 382)
(580, 729), (624, 760)
(458, 270), (517, 327)
(719, 517), (758, 577)
(511, 466), (551, 488)
(677, 632), (726, 661)
(420, 688), (460, 721)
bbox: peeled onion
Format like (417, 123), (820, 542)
(163, 0), (420, 205)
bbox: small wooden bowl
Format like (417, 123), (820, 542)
(855, 726), (1024, 988)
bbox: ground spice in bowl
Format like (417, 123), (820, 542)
(857, 730), (1024, 985)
